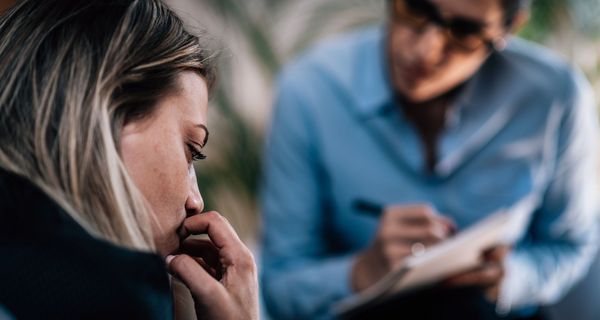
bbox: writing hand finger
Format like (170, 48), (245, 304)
(483, 245), (510, 263)
(384, 204), (455, 235)
(445, 263), (504, 287)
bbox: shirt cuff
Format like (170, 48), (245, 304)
(498, 251), (535, 314)
(323, 254), (355, 307)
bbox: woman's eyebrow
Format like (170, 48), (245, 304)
(195, 124), (209, 146)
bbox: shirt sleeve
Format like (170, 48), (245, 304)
(260, 67), (354, 320)
(499, 68), (600, 312)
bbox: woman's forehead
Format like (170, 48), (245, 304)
(173, 72), (209, 118)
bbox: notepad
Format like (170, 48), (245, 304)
(333, 197), (536, 317)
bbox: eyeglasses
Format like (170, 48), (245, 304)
(391, 0), (497, 51)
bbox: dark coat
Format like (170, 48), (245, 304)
(0, 169), (173, 319)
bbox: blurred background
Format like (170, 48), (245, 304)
(162, 0), (600, 319)
(164, 0), (600, 244)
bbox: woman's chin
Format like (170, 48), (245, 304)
(155, 235), (182, 257)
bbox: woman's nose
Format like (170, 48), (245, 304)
(185, 167), (204, 217)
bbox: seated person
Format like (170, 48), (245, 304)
(261, 0), (599, 319)
(0, 0), (258, 319)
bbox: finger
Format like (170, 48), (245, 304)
(448, 264), (503, 287)
(382, 243), (412, 264)
(385, 205), (455, 235)
(166, 254), (226, 303)
(182, 211), (249, 266)
(180, 238), (222, 271)
(384, 204), (437, 224)
(381, 224), (449, 245)
(445, 263), (504, 287)
(483, 245), (510, 262)
(485, 285), (500, 302)
(191, 256), (220, 279)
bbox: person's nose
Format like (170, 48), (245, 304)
(185, 167), (204, 217)
(413, 24), (446, 66)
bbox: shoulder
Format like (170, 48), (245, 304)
(495, 37), (591, 106)
(0, 233), (172, 319)
(272, 25), (386, 128)
(494, 38), (597, 150)
(0, 170), (172, 319)
(277, 26), (383, 95)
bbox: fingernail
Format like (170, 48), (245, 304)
(165, 254), (176, 266)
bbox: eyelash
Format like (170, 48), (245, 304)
(187, 143), (206, 162)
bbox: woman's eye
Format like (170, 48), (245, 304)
(187, 143), (206, 162)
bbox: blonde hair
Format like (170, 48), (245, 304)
(0, 0), (214, 251)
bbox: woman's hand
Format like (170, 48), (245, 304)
(444, 245), (510, 302)
(166, 211), (258, 320)
(351, 204), (455, 292)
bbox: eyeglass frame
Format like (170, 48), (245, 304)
(389, 0), (508, 52)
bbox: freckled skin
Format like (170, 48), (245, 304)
(119, 72), (209, 256)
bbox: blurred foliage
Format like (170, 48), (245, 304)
(520, 0), (567, 41)
(179, 0), (600, 240)
(520, 0), (600, 41)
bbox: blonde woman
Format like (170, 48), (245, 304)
(0, 0), (258, 319)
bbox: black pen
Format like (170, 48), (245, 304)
(353, 199), (383, 216)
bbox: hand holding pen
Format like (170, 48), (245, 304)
(353, 200), (508, 304)
(350, 200), (456, 292)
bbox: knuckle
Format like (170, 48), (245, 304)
(416, 204), (436, 218)
(237, 247), (257, 270)
(385, 205), (402, 215)
(240, 255), (257, 273)
(203, 210), (222, 221)
(394, 205), (414, 216)
(485, 269), (497, 280)
(385, 205), (411, 220)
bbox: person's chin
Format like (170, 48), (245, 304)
(407, 88), (438, 102)
(396, 81), (436, 103)
(156, 233), (182, 257)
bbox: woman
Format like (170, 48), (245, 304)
(0, 0), (258, 319)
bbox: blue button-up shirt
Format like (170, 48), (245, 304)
(260, 26), (599, 319)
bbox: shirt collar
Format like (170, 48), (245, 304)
(352, 26), (395, 118)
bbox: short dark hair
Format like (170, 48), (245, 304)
(501, 0), (531, 26)
(387, 0), (531, 28)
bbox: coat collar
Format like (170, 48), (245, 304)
(0, 168), (82, 238)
